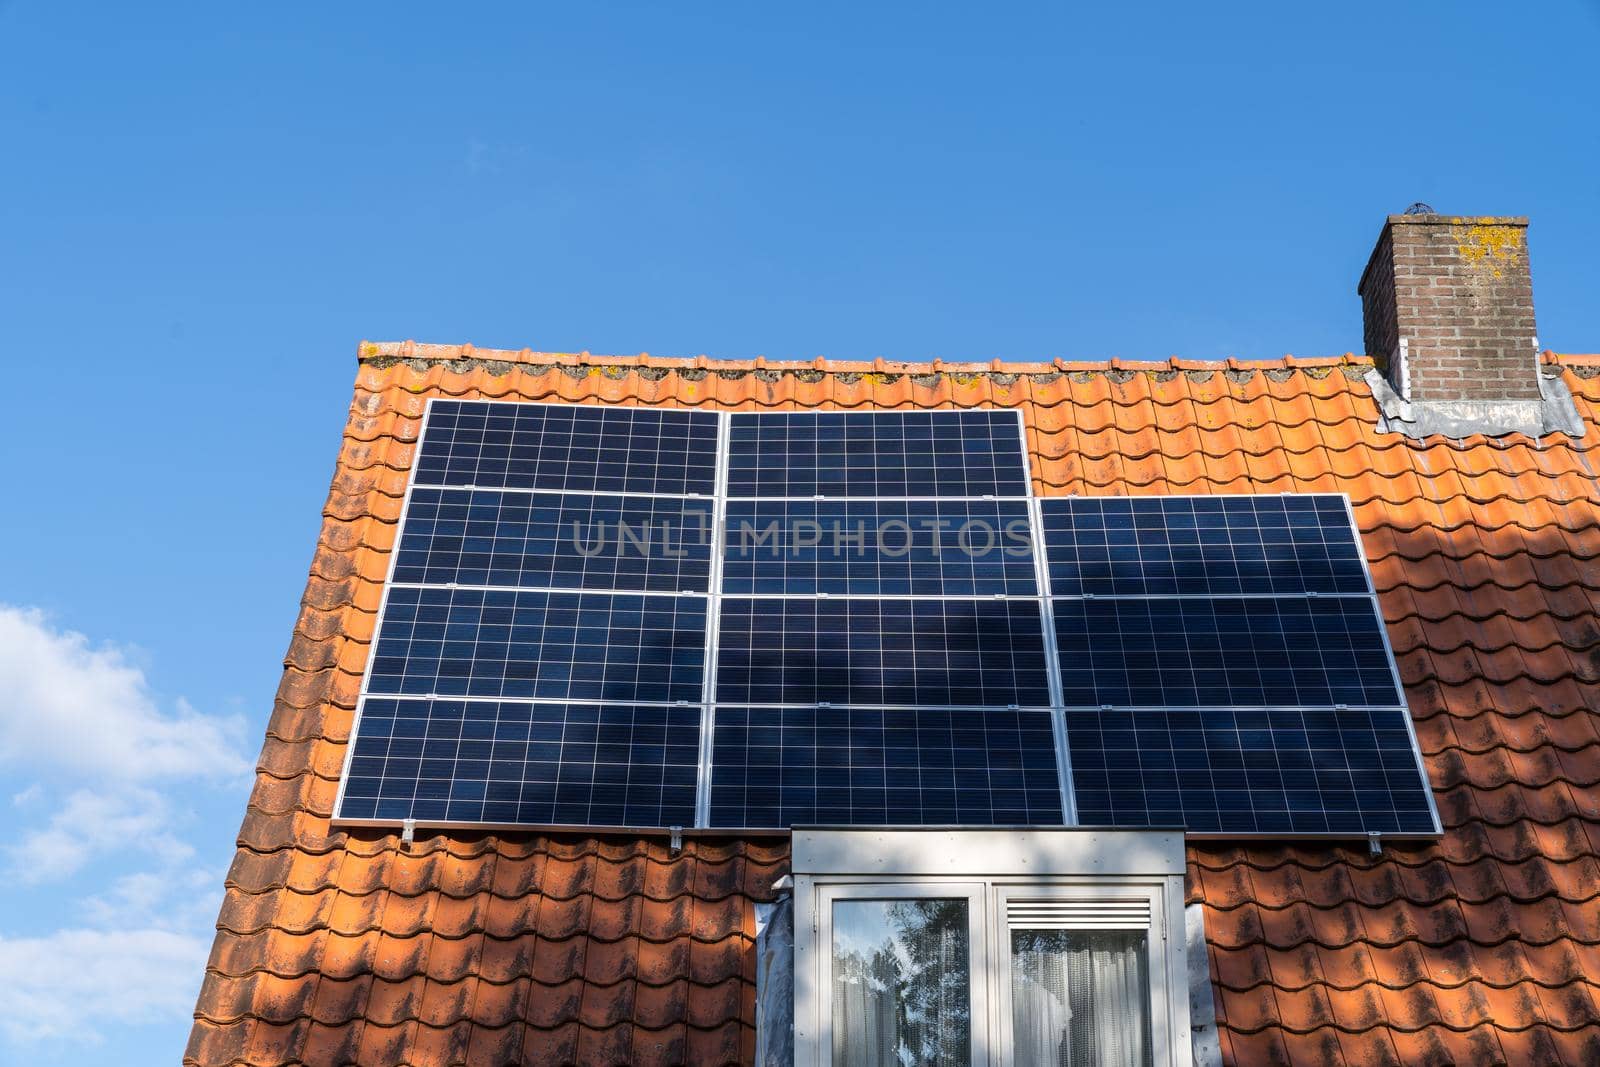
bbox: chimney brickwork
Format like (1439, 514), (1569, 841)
(1358, 215), (1538, 402)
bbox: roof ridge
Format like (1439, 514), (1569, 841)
(358, 339), (1600, 375)
(359, 339), (1375, 375)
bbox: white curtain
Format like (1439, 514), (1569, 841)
(832, 899), (972, 1066)
(1010, 930), (1152, 1067)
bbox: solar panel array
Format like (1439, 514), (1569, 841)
(336, 400), (1439, 838)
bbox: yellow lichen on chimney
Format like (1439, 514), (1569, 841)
(1454, 223), (1524, 278)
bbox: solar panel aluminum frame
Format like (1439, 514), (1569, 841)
(692, 411), (733, 828)
(1039, 490), (1442, 841)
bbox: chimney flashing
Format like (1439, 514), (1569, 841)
(1365, 363), (1583, 439)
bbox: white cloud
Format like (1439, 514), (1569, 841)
(0, 605), (252, 1047)
(0, 928), (209, 1043)
(8, 787), (195, 884)
(0, 605), (249, 780)
(84, 866), (220, 932)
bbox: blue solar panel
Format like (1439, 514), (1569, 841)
(415, 401), (719, 495)
(1041, 495), (1370, 597)
(727, 410), (1029, 497)
(716, 597), (1051, 707)
(367, 587), (707, 703)
(338, 697), (701, 827)
(708, 706), (1063, 827)
(1067, 705), (1437, 835)
(721, 499), (1037, 596)
(1051, 595), (1400, 708)
(393, 489), (714, 593)
(335, 399), (1434, 839)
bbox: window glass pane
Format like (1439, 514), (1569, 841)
(832, 898), (971, 1066)
(1010, 929), (1153, 1067)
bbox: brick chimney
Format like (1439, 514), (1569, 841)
(1358, 212), (1538, 402)
(1356, 211), (1575, 437)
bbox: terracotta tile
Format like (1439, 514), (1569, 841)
(461, 1021), (526, 1067)
(1325, 983), (1387, 1033)
(1221, 1024), (1294, 1066)
(520, 1021), (581, 1064)
(1333, 1027), (1403, 1067)
(525, 977), (586, 1028)
(1535, 979), (1600, 1029)
(1282, 1027), (1348, 1067)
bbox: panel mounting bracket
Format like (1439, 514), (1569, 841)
(1367, 832), (1383, 856)
(400, 818), (417, 848)
(669, 825), (683, 854)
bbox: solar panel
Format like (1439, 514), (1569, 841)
(367, 587), (708, 704)
(1066, 705), (1437, 835)
(338, 697), (701, 827)
(721, 498), (1037, 596)
(415, 401), (719, 495)
(1040, 495), (1370, 597)
(726, 410), (1029, 497)
(1038, 493), (1435, 837)
(393, 488), (714, 593)
(715, 597), (1052, 707)
(1051, 595), (1401, 708)
(708, 706), (1063, 827)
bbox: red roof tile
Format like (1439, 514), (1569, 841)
(189, 345), (1600, 1065)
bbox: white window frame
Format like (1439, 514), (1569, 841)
(821, 882), (991, 1065)
(792, 828), (1193, 1067)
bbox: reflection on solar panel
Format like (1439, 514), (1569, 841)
(716, 598), (1051, 707)
(369, 587), (708, 703)
(709, 706), (1063, 827)
(721, 499), (1037, 596)
(338, 697), (701, 826)
(336, 400), (1437, 840)
(1065, 705), (1437, 835)
(727, 410), (1029, 497)
(1040, 493), (1436, 836)
(416, 401), (719, 494)
(1040, 495), (1369, 597)
(1052, 596), (1400, 707)
(394, 489), (714, 593)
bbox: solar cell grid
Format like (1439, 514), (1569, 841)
(338, 697), (701, 827)
(708, 706), (1062, 827)
(1051, 595), (1400, 708)
(716, 597), (1051, 707)
(415, 401), (719, 495)
(1041, 494), (1369, 597)
(721, 498), (1037, 596)
(726, 410), (1029, 497)
(368, 586), (707, 704)
(393, 488), (714, 593)
(1066, 705), (1436, 835)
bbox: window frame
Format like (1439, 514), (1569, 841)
(792, 828), (1193, 1067)
(820, 881), (991, 1066)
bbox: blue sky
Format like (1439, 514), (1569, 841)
(0, 2), (1596, 1061)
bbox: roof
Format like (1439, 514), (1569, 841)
(190, 343), (1600, 1066)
